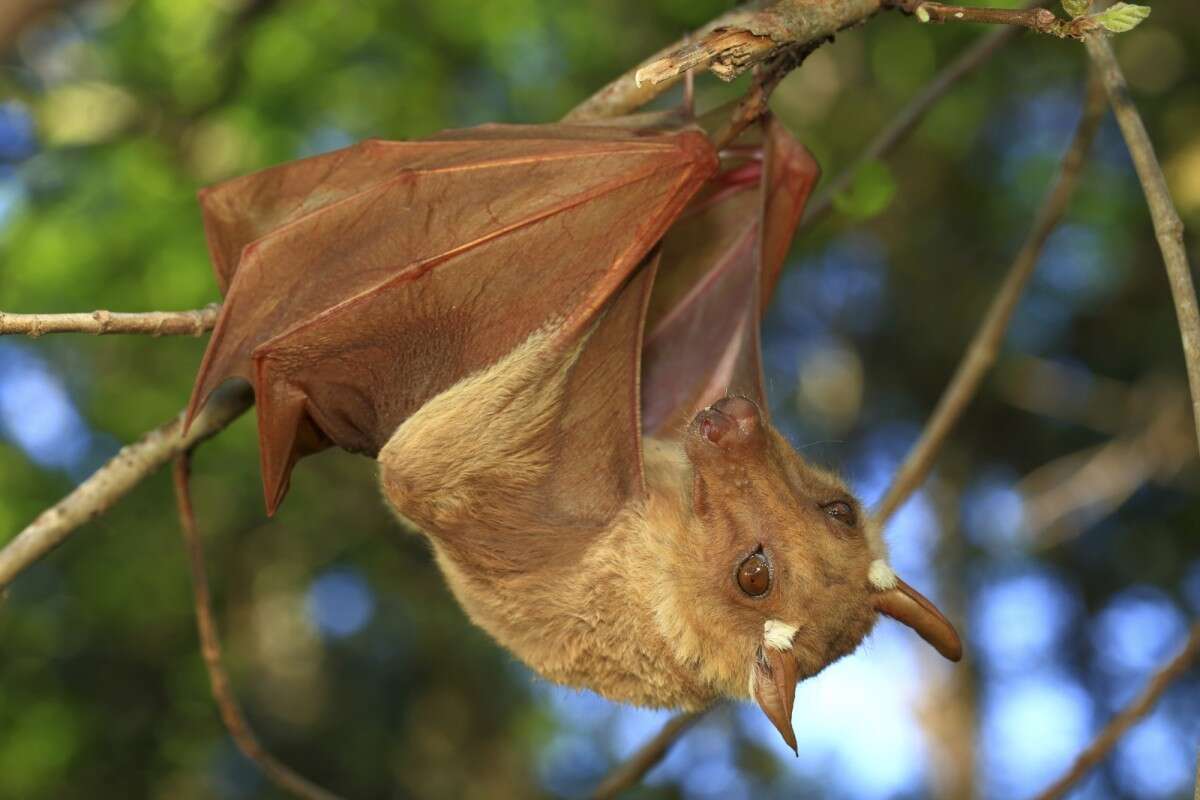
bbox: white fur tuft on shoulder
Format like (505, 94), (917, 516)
(762, 619), (798, 652)
(868, 559), (897, 591)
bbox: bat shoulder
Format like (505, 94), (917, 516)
(378, 324), (573, 534)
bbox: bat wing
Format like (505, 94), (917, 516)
(189, 125), (716, 514)
(642, 115), (820, 438)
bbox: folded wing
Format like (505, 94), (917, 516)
(642, 115), (821, 438)
(189, 125), (717, 514)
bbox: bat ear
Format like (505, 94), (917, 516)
(871, 567), (963, 662)
(750, 644), (800, 754)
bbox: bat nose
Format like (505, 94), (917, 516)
(695, 396), (762, 446)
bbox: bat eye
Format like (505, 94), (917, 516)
(736, 551), (771, 597)
(822, 500), (857, 527)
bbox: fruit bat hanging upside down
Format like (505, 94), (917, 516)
(185, 109), (962, 751)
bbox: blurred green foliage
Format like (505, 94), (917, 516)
(2, 1), (1200, 798)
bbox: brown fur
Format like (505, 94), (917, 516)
(379, 327), (881, 710)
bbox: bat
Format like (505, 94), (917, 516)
(186, 110), (962, 752)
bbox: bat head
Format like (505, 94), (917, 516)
(662, 396), (961, 752)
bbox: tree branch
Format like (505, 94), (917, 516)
(565, 0), (883, 121)
(173, 453), (343, 800)
(873, 75), (1105, 524)
(0, 381), (252, 590)
(887, 0), (1097, 38)
(0, 304), (220, 337)
(1032, 621), (1200, 800)
(588, 710), (706, 800)
(1083, 33), (1200, 456)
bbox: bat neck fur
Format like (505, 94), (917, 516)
(411, 441), (725, 710)
(378, 327), (736, 709)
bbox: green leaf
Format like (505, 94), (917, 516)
(1061, 0), (1091, 17)
(1095, 2), (1151, 33)
(833, 160), (898, 220)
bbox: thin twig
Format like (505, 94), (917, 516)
(565, 0), (883, 122)
(174, 453), (343, 800)
(806, 0), (1051, 224)
(888, 0), (1096, 39)
(1084, 33), (1200, 456)
(0, 304), (221, 337)
(1032, 622), (1200, 800)
(0, 382), (253, 589)
(589, 710), (706, 800)
(873, 75), (1105, 524)
(711, 41), (824, 151)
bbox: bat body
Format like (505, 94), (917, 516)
(188, 112), (961, 749)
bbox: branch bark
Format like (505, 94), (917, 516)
(888, 0), (1096, 38)
(0, 304), (220, 337)
(1083, 33), (1200, 456)
(0, 382), (253, 590)
(1032, 621), (1200, 800)
(873, 75), (1105, 524)
(566, 0), (883, 121)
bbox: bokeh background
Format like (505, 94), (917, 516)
(2, 1), (1199, 798)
